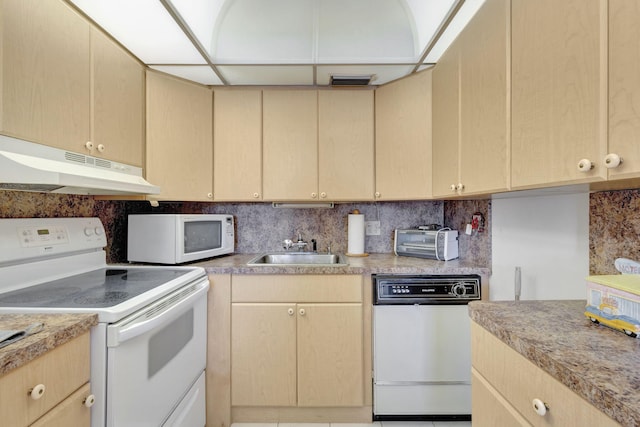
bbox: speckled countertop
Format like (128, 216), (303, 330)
(469, 300), (640, 427)
(193, 253), (490, 275)
(0, 313), (97, 376)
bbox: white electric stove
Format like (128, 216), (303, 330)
(0, 217), (209, 427)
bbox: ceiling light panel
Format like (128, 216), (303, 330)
(316, 0), (414, 63)
(423, 0), (486, 63)
(404, 0), (458, 51)
(68, 0), (205, 64)
(170, 0), (227, 55)
(212, 0), (315, 63)
(149, 65), (224, 85)
(217, 65), (314, 85)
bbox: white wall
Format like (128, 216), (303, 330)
(491, 189), (589, 301)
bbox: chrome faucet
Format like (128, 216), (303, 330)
(283, 233), (308, 251)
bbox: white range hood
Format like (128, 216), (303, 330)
(0, 135), (160, 195)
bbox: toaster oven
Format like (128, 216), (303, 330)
(394, 228), (459, 261)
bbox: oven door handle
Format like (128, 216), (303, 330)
(107, 279), (209, 347)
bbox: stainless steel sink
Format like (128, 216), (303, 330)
(247, 252), (348, 266)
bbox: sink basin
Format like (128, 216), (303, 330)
(247, 252), (348, 267)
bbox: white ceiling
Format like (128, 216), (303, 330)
(68, 0), (485, 86)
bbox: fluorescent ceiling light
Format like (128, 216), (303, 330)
(69, 0), (484, 86)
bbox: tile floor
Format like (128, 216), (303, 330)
(232, 422), (471, 427)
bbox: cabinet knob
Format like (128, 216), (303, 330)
(299, 308), (306, 316)
(29, 384), (46, 400)
(577, 158), (594, 172)
(532, 398), (548, 416)
(320, 192), (327, 198)
(374, 192), (381, 198)
(253, 192), (260, 199)
(84, 141), (94, 151)
(456, 183), (465, 191)
(83, 394), (96, 408)
(207, 193), (213, 199)
(311, 192), (317, 199)
(604, 153), (623, 169)
(450, 184), (457, 191)
(97, 144), (106, 153)
(287, 308), (294, 316)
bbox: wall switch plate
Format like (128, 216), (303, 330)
(365, 221), (381, 236)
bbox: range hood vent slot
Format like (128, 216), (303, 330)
(329, 75), (373, 86)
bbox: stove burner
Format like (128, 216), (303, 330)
(73, 291), (130, 306)
(0, 286), (82, 304)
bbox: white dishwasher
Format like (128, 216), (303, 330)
(372, 274), (481, 421)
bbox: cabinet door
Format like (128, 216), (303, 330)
(432, 39), (460, 198)
(297, 303), (363, 407)
(511, 0), (607, 189)
(459, 0), (510, 195)
(1, 0), (90, 151)
(213, 89), (263, 201)
(608, 0), (640, 180)
(263, 90), (318, 201)
(146, 71), (213, 201)
(231, 303), (297, 406)
(91, 28), (144, 167)
(375, 71), (432, 200)
(318, 90), (374, 201)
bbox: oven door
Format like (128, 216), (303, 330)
(105, 278), (209, 427)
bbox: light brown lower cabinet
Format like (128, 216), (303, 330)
(471, 322), (620, 426)
(0, 332), (92, 427)
(229, 274), (371, 422)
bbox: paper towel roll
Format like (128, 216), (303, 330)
(347, 213), (365, 255)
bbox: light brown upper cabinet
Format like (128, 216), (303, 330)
(91, 28), (145, 167)
(0, 0), (145, 167)
(318, 90), (374, 201)
(263, 90), (318, 201)
(434, 0), (510, 198)
(432, 38), (461, 198)
(0, 0), (91, 152)
(375, 71), (432, 200)
(213, 89), (263, 201)
(458, 0), (510, 196)
(511, 0), (607, 189)
(263, 89), (374, 202)
(146, 71), (213, 201)
(608, 0), (640, 181)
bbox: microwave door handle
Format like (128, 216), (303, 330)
(107, 280), (208, 347)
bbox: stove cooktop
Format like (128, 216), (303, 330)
(0, 267), (190, 308)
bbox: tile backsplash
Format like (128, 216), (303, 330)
(0, 190), (490, 266)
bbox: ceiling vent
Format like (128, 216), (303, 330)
(329, 75), (373, 86)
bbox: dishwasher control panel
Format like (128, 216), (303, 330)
(373, 274), (481, 304)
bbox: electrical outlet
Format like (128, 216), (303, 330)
(365, 221), (381, 236)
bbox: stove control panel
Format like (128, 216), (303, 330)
(19, 224), (70, 247)
(373, 274), (481, 305)
(0, 217), (106, 264)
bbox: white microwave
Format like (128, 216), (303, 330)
(127, 214), (234, 264)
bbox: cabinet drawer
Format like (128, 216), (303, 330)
(471, 322), (619, 426)
(232, 275), (362, 303)
(30, 382), (92, 427)
(472, 369), (531, 426)
(0, 332), (90, 426)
